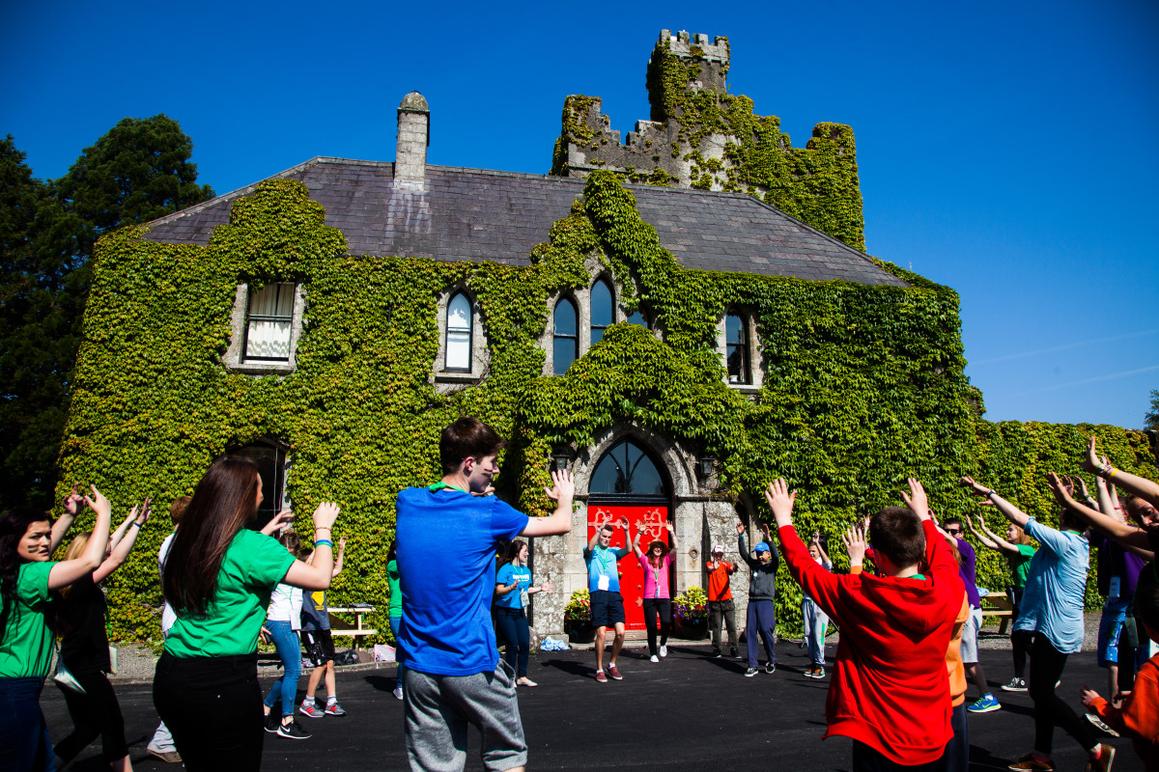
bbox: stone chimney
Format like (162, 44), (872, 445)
(395, 91), (430, 188)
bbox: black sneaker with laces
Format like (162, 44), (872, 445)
(277, 719), (312, 740)
(264, 713), (280, 734)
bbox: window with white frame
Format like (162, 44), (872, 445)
(725, 312), (752, 385)
(445, 292), (473, 372)
(243, 283), (296, 362)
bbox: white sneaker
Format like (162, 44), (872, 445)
(393, 685), (403, 701)
(650, 654), (659, 663)
(659, 645), (668, 658)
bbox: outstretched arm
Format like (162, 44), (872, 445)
(765, 479), (843, 619)
(48, 487), (114, 590)
(960, 477), (1031, 529)
(523, 469), (576, 537)
(282, 502), (341, 590)
(1085, 436), (1159, 508)
(964, 513), (1000, 551)
(632, 521), (645, 559)
(736, 522), (758, 568)
(1046, 473), (1152, 557)
(93, 499), (151, 582)
(903, 478), (960, 581)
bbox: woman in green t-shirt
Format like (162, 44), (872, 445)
(0, 486), (114, 772)
(154, 457), (341, 771)
(965, 512), (1037, 691)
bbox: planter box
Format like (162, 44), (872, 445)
(565, 620), (595, 644)
(674, 618), (708, 640)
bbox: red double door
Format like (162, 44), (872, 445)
(587, 503), (671, 631)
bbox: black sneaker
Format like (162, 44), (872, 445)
(744, 667), (759, 677)
(1001, 676), (1028, 692)
(264, 713), (280, 734)
(277, 720), (311, 740)
(711, 649), (722, 659)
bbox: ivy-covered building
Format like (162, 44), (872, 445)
(62, 30), (1157, 641)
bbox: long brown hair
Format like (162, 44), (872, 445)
(163, 457), (260, 616)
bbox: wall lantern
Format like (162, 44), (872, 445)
(551, 448), (575, 472)
(697, 455), (716, 480)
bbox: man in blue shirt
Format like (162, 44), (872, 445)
(583, 515), (632, 683)
(396, 417), (574, 771)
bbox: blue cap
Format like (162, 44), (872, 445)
(754, 542), (771, 554)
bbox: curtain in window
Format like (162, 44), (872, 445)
(245, 284), (295, 361)
(446, 293), (472, 371)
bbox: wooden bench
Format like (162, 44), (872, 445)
(980, 591), (1014, 635)
(327, 605), (378, 646)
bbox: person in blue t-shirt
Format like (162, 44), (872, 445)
(583, 515), (633, 683)
(494, 540), (552, 687)
(395, 417), (574, 772)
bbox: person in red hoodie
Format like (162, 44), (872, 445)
(765, 477), (964, 771)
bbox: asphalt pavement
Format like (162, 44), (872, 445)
(42, 639), (1144, 771)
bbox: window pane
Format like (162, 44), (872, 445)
(591, 280), (613, 341)
(590, 440), (665, 496)
(553, 337), (576, 374)
(727, 344), (750, 384)
(553, 298), (577, 336)
(245, 319), (292, 360)
(448, 293), (471, 332)
(726, 314), (745, 345)
(446, 330), (471, 370)
(627, 310), (648, 328)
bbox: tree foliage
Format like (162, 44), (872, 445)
(0, 118), (213, 511)
(1147, 389), (1159, 432)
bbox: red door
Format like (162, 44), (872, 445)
(587, 503), (670, 631)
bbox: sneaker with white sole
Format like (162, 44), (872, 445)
(744, 667), (759, 677)
(967, 694), (1002, 714)
(650, 654), (659, 663)
(264, 713), (280, 734)
(298, 702), (324, 719)
(1001, 676), (1028, 692)
(324, 701), (347, 717)
(393, 685), (404, 700)
(277, 719), (311, 740)
(764, 663), (776, 674)
(659, 644), (668, 658)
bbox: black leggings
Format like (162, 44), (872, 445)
(54, 668), (129, 764)
(153, 652), (264, 771)
(1027, 633), (1096, 755)
(1009, 588), (1028, 678)
(495, 607), (530, 677)
(642, 598), (672, 657)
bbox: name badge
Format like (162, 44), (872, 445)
(597, 575), (610, 592)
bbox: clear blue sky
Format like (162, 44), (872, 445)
(3, 1), (1157, 428)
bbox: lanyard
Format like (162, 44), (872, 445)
(428, 482), (468, 494)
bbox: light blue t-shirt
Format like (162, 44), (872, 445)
(1013, 518), (1089, 654)
(495, 563), (532, 609)
(583, 545), (629, 593)
(395, 486), (529, 676)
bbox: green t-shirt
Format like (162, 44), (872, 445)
(387, 559), (402, 618)
(164, 529), (295, 658)
(0, 561), (56, 679)
(1008, 544), (1036, 590)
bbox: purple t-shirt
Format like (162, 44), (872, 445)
(955, 537), (982, 609)
(1090, 531), (1146, 599)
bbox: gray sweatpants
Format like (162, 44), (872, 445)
(404, 662), (527, 771)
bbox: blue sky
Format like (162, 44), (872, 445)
(3, 1), (1157, 428)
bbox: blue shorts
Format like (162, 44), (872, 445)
(589, 590), (625, 629)
(1097, 596), (1131, 667)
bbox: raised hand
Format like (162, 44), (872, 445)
(842, 524), (867, 566)
(312, 502), (341, 531)
(959, 476), (991, 498)
(1082, 436), (1101, 474)
(63, 484), (84, 516)
(136, 498), (153, 525)
(901, 478), (931, 521)
(545, 469), (575, 502)
(84, 485), (112, 520)
(735, 522), (746, 535)
(1046, 472), (1074, 506)
(763, 478), (796, 529)
(618, 516), (630, 531)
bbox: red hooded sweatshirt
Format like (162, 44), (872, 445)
(778, 519), (964, 766)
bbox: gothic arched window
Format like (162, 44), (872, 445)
(590, 278), (613, 344)
(553, 298), (578, 375)
(445, 292), (472, 372)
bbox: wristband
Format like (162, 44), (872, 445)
(131, 521), (142, 528)
(315, 539), (334, 548)
(1098, 462), (1113, 478)
(985, 489), (996, 499)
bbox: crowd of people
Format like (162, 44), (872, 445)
(1, 421), (1158, 771)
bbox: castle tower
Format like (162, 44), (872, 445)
(549, 30), (866, 251)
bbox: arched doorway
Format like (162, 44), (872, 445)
(587, 439), (672, 631)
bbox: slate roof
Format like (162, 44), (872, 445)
(143, 158), (904, 287)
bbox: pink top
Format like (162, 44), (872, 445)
(639, 552), (674, 599)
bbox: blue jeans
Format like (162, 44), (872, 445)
(0, 677), (54, 771)
(390, 615), (406, 686)
(745, 598), (776, 668)
(494, 607), (531, 677)
(802, 597), (828, 666)
(262, 621), (301, 717)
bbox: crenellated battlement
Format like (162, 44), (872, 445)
(657, 29), (730, 64)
